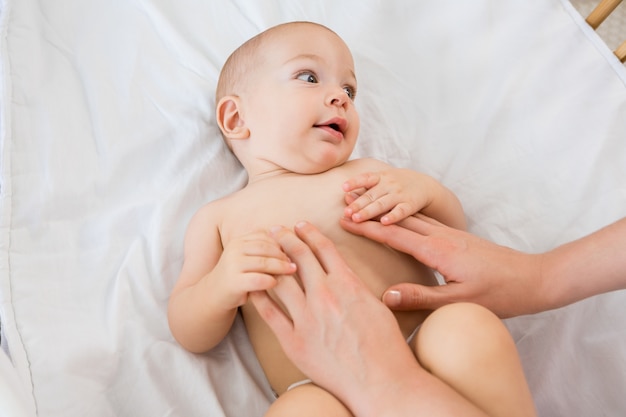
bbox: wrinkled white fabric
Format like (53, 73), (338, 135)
(1, 0), (625, 416)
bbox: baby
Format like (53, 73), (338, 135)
(168, 21), (534, 417)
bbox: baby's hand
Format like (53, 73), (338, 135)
(343, 169), (438, 225)
(211, 230), (296, 309)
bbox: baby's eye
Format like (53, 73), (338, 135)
(296, 72), (318, 83)
(343, 86), (356, 100)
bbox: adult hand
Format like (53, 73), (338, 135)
(340, 214), (544, 318)
(250, 221), (487, 417)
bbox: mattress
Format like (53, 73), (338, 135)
(1, 0), (625, 416)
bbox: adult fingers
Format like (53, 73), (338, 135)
(340, 218), (427, 256)
(293, 221), (354, 279)
(270, 225), (326, 292)
(397, 213), (446, 232)
(382, 282), (462, 311)
(341, 216), (460, 277)
(249, 291), (295, 341)
(271, 275), (307, 321)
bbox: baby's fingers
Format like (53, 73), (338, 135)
(343, 172), (386, 222)
(240, 232), (291, 260)
(344, 188), (366, 206)
(232, 261), (296, 304)
(345, 192), (396, 223)
(241, 254), (297, 278)
(379, 202), (414, 225)
(342, 171), (381, 193)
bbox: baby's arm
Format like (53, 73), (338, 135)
(344, 164), (466, 230)
(167, 205), (296, 353)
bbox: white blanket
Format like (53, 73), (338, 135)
(1, 0), (625, 416)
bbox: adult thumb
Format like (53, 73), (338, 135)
(382, 283), (457, 311)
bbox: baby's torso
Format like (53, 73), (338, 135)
(217, 159), (436, 394)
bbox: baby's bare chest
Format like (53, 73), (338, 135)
(220, 176), (346, 243)
(219, 175), (435, 292)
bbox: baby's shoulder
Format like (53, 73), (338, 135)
(342, 157), (392, 173)
(189, 192), (239, 226)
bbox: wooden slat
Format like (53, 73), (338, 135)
(586, 0), (625, 63)
(586, 0), (623, 29)
(615, 40), (626, 63)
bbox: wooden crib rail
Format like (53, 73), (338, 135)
(616, 42), (626, 62)
(586, 0), (626, 62)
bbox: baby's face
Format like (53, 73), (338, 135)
(240, 24), (360, 174)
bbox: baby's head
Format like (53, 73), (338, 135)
(215, 21), (360, 175)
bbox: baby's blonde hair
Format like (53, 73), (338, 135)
(215, 21), (337, 103)
(215, 32), (264, 104)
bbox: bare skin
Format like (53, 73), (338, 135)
(341, 214), (626, 318)
(168, 158), (442, 394)
(252, 222), (536, 417)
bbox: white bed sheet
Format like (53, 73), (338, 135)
(1, 0), (625, 416)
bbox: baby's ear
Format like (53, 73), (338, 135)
(216, 95), (249, 140)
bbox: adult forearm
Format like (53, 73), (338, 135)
(540, 217), (626, 310)
(346, 364), (488, 417)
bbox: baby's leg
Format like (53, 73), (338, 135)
(414, 302), (536, 417)
(265, 383), (352, 417)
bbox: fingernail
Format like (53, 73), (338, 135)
(270, 225), (283, 234)
(383, 290), (401, 307)
(295, 221), (307, 229)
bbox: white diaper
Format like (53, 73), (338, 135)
(287, 378), (314, 391)
(271, 378), (314, 400)
(406, 324), (420, 345)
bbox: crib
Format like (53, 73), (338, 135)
(1, 0), (626, 416)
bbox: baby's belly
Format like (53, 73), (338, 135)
(241, 230), (437, 395)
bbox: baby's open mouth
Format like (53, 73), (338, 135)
(316, 118), (346, 134)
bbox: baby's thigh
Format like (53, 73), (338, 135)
(266, 383), (352, 417)
(412, 302), (515, 373)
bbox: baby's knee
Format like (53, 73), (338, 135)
(416, 302), (515, 371)
(266, 383), (352, 417)
(423, 302), (504, 335)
